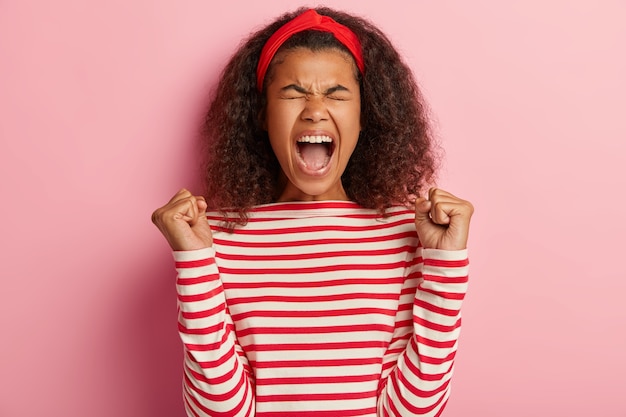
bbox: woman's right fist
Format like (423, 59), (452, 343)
(151, 189), (213, 251)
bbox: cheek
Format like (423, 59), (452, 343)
(266, 103), (298, 135)
(335, 105), (361, 135)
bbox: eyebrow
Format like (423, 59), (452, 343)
(280, 84), (350, 95)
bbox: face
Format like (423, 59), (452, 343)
(264, 48), (361, 202)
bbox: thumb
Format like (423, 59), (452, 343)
(414, 197), (432, 224)
(187, 196), (207, 227)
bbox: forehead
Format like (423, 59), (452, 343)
(267, 48), (359, 86)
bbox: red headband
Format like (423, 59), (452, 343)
(256, 9), (365, 92)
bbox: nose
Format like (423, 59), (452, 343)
(300, 95), (329, 123)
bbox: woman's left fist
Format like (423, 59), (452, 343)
(414, 188), (474, 250)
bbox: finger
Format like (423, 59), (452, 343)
(428, 188), (473, 218)
(167, 188), (193, 205)
(414, 197), (432, 224)
(429, 187), (458, 201)
(180, 195), (199, 225)
(154, 196), (198, 227)
(196, 197), (208, 215)
(431, 201), (473, 228)
(188, 195), (209, 226)
(430, 200), (453, 225)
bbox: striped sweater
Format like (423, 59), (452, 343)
(173, 201), (469, 417)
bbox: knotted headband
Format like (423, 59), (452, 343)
(256, 9), (365, 92)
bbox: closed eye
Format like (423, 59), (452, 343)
(279, 84), (353, 101)
(280, 84), (308, 99)
(325, 85), (351, 101)
(326, 94), (350, 101)
(281, 94), (306, 100)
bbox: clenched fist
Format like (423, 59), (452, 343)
(414, 188), (474, 251)
(151, 189), (213, 251)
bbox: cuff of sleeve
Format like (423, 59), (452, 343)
(172, 247), (216, 262)
(422, 248), (468, 261)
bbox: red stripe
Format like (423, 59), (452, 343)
(388, 374), (444, 414)
(217, 245), (416, 261)
(257, 389), (377, 401)
(251, 357), (381, 369)
(250, 201), (362, 212)
(417, 285), (466, 301)
(214, 231), (417, 248)
(231, 307), (397, 321)
(175, 257), (216, 269)
(220, 260), (409, 275)
(423, 258), (469, 268)
(257, 373), (379, 386)
(209, 205), (412, 220)
(258, 407), (376, 417)
(419, 350), (457, 366)
(177, 284), (223, 302)
(213, 218), (415, 236)
(387, 331), (412, 347)
(178, 321), (223, 337)
(184, 365), (247, 402)
(224, 277), (404, 289)
(385, 394), (401, 417)
(415, 334), (457, 349)
(228, 292), (400, 306)
(190, 344), (236, 368)
(414, 298), (460, 317)
(237, 322), (394, 337)
(407, 338), (451, 382)
(183, 395), (201, 417)
(184, 371), (252, 417)
(396, 364), (450, 397)
(245, 340), (386, 352)
(180, 302), (225, 320)
(397, 302), (412, 312)
(400, 284), (418, 294)
(212, 200), (413, 214)
(176, 275), (219, 286)
(435, 399), (449, 417)
(422, 274), (468, 284)
(187, 362), (240, 385)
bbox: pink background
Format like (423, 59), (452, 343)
(1, 0), (625, 416)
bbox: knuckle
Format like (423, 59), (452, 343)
(151, 209), (161, 224)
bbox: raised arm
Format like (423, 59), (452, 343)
(175, 248), (254, 417)
(378, 188), (473, 416)
(378, 248), (469, 416)
(152, 189), (254, 416)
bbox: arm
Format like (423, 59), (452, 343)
(152, 189), (254, 416)
(378, 188), (473, 415)
(378, 248), (469, 416)
(175, 248), (254, 417)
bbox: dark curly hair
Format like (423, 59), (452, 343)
(202, 6), (440, 222)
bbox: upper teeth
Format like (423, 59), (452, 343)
(297, 135), (332, 143)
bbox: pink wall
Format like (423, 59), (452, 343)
(1, 1), (625, 415)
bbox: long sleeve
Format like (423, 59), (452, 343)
(174, 248), (255, 417)
(378, 248), (469, 417)
(173, 203), (469, 416)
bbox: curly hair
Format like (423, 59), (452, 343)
(202, 6), (440, 222)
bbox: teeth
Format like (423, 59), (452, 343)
(297, 135), (333, 144)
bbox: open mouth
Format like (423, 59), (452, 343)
(296, 135), (335, 171)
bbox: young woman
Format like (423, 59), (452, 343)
(152, 7), (474, 417)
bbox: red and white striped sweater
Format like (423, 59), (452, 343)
(173, 201), (469, 417)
